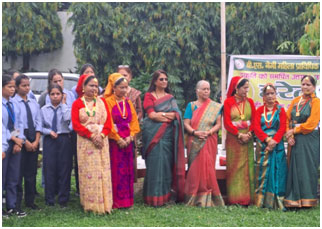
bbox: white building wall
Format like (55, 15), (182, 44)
(2, 11), (77, 73)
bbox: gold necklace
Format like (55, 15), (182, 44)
(155, 91), (165, 99)
(263, 104), (276, 127)
(115, 96), (127, 119)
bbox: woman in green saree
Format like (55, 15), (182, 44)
(284, 75), (320, 208)
(183, 80), (225, 207)
(142, 70), (185, 207)
(253, 83), (287, 210)
(223, 76), (256, 206)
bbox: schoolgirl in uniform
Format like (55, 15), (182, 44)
(13, 74), (42, 210)
(41, 84), (73, 208)
(2, 74), (27, 217)
(38, 69), (75, 191)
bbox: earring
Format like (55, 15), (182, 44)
(82, 89), (84, 93)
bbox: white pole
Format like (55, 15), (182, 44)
(220, 2), (227, 150)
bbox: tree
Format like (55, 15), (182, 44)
(69, 3), (314, 108)
(68, 2), (222, 107)
(2, 2), (63, 71)
(298, 3), (320, 56)
(226, 2), (311, 55)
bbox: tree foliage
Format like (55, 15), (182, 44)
(68, 2), (221, 107)
(298, 3), (320, 56)
(68, 3), (314, 108)
(226, 2), (311, 55)
(2, 2), (63, 71)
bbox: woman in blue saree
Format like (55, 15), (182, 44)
(142, 69), (185, 207)
(253, 83), (287, 210)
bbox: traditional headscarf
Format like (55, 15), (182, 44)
(226, 76), (244, 98)
(75, 74), (96, 97)
(103, 73), (126, 99)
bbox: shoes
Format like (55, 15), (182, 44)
(2, 210), (9, 219)
(60, 203), (67, 209)
(7, 208), (27, 218)
(45, 202), (54, 206)
(26, 203), (40, 210)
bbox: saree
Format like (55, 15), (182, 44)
(184, 98), (225, 207)
(254, 105), (287, 210)
(225, 98), (255, 205)
(108, 99), (138, 209)
(76, 98), (113, 214)
(284, 96), (320, 208)
(142, 93), (185, 206)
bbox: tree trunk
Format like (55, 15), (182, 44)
(22, 53), (30, 72)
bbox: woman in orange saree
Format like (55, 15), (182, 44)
(184, 80), (225, 207)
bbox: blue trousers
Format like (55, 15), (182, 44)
(43, 134), (72, 205)
(16, 146), (39, 208)
(2, 141), (21, 210)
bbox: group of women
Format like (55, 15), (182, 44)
(223, 75), (320, 210)
(2, 64), (319, 217)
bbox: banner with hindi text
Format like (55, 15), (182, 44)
(228, 55), (320, 109)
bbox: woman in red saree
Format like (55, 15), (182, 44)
(223, 76), (256, 206)
(104, 73), (140, 209)
(184, 80), (225, 207)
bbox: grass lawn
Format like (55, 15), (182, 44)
(2, 169), (320, 227)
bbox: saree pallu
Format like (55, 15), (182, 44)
(185, 99), (224, 207)
(142, 94), (185, 206)
(77, 99), (113, 214)
(284, 100), (320, 208)
(109, 100), (134, 209)
(255, 106), (287, 210)
(226, 100), (255, 205)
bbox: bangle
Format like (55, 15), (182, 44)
(192, 130), (195, 136)
(130, 136), (134, 141)
(100, 133), (105, 138)
(237, 133), (242, 139)
(265, 137), (272, 143)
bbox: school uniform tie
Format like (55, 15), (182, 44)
(23, 100), (36, 142)
(52, 108), (58, 133)
(6, 102), (15, 131)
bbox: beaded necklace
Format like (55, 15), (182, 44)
(115, 97), (128, 119)
(234, 95), (246, 120)
(296, 96), (310, 117)
(82, 96), (96, 117)
(263, 104), (276, 128)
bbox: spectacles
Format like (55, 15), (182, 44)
(159, 78), (168, 82)
(118, 65), (129, 68)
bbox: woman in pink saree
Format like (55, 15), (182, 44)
(183, 80), (225, 207)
